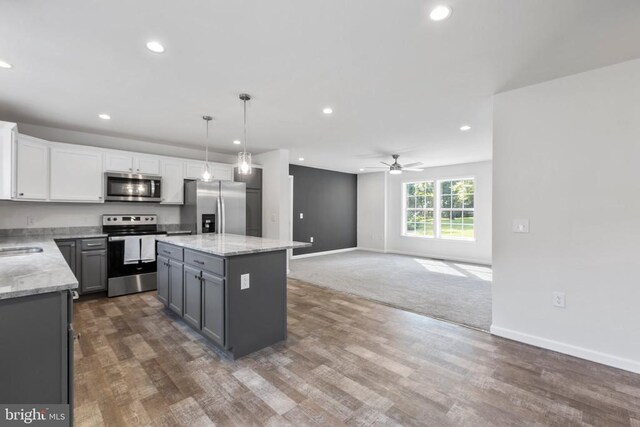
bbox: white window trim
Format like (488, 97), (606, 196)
(401, 176), (476, 242)
(401, 179), (435, 239)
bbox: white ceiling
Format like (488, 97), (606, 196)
(1, 0), (640, 173)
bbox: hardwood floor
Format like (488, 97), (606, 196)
(74, 279), (640, 426)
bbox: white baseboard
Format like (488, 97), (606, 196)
(291, 247), (358, 260)
(356, 247), (386, 253)
(490, 325), (640, 374)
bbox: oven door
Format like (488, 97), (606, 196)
(104, 173), (162, 202)
(107, 237), (158, 279)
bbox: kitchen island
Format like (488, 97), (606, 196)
(155, 233), (310, 359)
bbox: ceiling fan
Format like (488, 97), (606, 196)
(366, 154), (424, 175)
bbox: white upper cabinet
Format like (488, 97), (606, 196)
(135, 155), (160, 175)
(184, 161), (206, 180)
(105, 153), (160, 175)
(50, 146), (103, 202)
(161, 160), (185, 204)
(104, 153), (134, 173)
(15, 136), (49, 200)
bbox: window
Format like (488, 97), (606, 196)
(402, 178), (475, 240)
(440, 179), (474, 239)
(404, 181), (434, 237)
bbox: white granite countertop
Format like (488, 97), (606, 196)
(0, 236), (81, 300)
(156, 233), (311, 257)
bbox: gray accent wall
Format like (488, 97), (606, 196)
(289, 165), (357, 255)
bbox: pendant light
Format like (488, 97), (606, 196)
(238, 93), (252, 175)
(202, 115), (213, 181)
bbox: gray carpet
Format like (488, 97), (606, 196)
(289, 250), (492, 331)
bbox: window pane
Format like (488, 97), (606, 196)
(441, 180), (452, 195)
(462, 211), (474, 226)
(463, 179), (474, 193)
(406, 222), (415, 232)
(440, 210), (451, 221)
(407, 196), (416, 208)
(415, 222), (425, 234)
(425, 182), (434, 197)
(441, 195), (452, 208)
(452, 180), (465, 196)
(416, 196), (426, 208)
(463, 194), (474, 209)
(414, 210), (425, 222)
(407, 183), (415, 196)
(425, 217), (434, 237)
(453, 194), (463, 208)
(415, 182), (425, 196)
(407, 210), (416, 223)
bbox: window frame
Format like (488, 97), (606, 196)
(401, 176), (476, 242)
(401, 180), (436, 239)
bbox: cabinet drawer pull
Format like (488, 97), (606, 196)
(194, 260), (204, 265)
(18, 192), (24, 196)
(86, 243), (102, 247)
(163, 250), (171, 254)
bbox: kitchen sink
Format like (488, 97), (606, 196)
(0, 247), (44, 257)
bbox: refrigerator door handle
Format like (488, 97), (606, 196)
(221, 196), (226, 233)
(216, 196), (222, 234)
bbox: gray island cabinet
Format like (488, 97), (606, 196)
(156, 234), (310, 359)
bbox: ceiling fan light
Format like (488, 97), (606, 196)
(389, 170), (402, 175)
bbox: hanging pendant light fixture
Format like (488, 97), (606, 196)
(238, 93), (252, 175)
(202, 115), (213, 181)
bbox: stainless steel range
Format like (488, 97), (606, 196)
(103, 214), (166, 297)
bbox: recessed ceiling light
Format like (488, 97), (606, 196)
(233, 140), (241, 145)
(146, 41), (165, 53)
(298, 157), (304, 161)
(429, 5), (452, 21)
(359, 168), (365, 171)
(98, 114), (111, 120)
(322, 107), (333, 115)
(0, 60), (12, 69)
(460, 125), (471, 131)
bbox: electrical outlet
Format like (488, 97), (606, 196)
(241, 273), (250, 290)
(552, 292), (566, 308)
(299, 213), (304, 219)
(512, 219), (529, 233)
(310, 237), (314, 243)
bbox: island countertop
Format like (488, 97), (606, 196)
(0, 236), (80, 300)
(155, 233), (311, 257)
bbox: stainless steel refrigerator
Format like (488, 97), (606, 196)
(181, 180), (246, 235)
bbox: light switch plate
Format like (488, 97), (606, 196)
(241, 273), (250, 290)
(512, 219), (530, 233)
(552, 292), (566, 308)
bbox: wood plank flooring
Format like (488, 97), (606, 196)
(74, 279), (640, 426)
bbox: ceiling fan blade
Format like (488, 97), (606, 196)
(404, 168), (424, 172)
(381, 162), (393, 167)
(365, 166), (389, 169)
(402, 162), (423, 168)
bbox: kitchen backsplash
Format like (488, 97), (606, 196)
(0, 200), (181, 229)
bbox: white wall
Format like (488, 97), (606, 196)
(0, 200), (180, 229)
(357, 161), (492, 264)
(492, 58), (640, 373)
(357, 172), (387, 251)
(254, 149), (291, 241)
(17, 123), (236, 164)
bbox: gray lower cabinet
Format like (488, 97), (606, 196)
(80, 249), (107, 293)
(157, 255), (169, 305)
(56, 239), (77, 276)
(0, 291), (73, 406)
(168, 258), (184, 315)
(183, 265), (202, 329)
(201, 271), (225, 346)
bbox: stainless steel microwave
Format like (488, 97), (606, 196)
(104, 172), (162, 202)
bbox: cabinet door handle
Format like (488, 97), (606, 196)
(18, 192), (24, 196)
(194, 260), (204, 265)
(194, 274), (200, 279)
